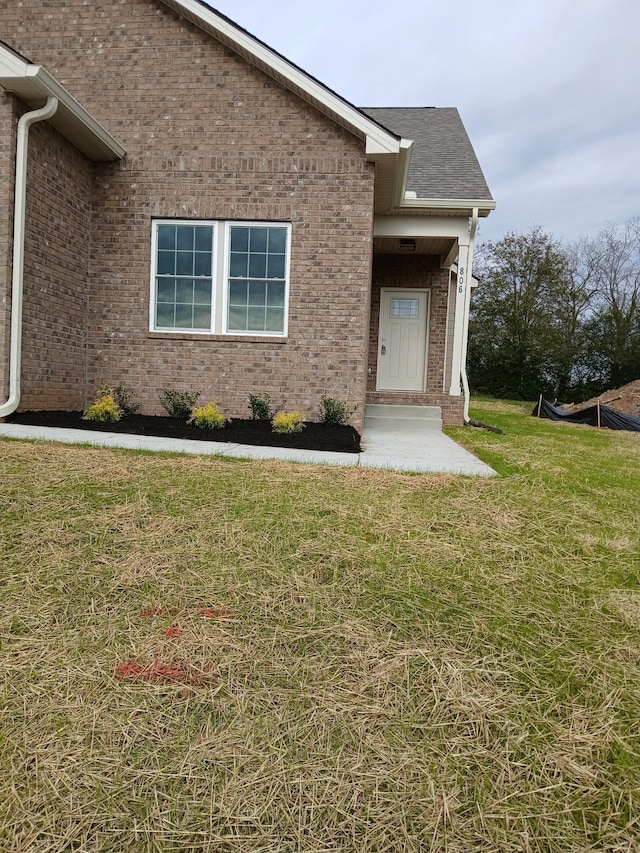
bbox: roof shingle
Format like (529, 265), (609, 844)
(361, 107), (493, 201)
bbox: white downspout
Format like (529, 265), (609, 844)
(460, 207), (478, 423)
(0, 96), (59, 418)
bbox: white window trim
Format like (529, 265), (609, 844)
(149, 218), (291, 338)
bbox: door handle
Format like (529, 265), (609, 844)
(381, 345), (386, 356)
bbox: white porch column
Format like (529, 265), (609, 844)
(448, 238), (471, 396)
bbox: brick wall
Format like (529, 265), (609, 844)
(0, 95), (17, 399)
(366, 254), (464, 426)
(4, 0), (375, 430)
(19, 120), (93, 410)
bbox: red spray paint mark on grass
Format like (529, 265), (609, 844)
(199, 608), (234, 620)
(115, 658), (213, 686)
(165, 625), (183, 640)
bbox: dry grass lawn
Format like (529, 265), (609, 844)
(1, 399), (639, 851)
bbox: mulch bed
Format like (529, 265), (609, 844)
(7, 411), (362, 454)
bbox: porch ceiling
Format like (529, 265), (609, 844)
(373, 236), (455, 257)
(373, 213), (469, 265)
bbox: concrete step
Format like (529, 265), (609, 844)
(364, 404), (442, 432)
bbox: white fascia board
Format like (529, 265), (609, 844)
(391, 139), (413, 208)
(0, 44), (28, 78)
(0, 46), (125, 161)
(162, 0), (401, 156)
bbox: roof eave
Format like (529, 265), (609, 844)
(399, 196), (496, 217)
(0, 48), (125, 161)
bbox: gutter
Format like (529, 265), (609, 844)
(399, 196), (495, 217)
(0, 96), (59, 418)
(460, 207), (478, 424)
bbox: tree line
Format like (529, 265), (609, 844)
(468, 218), (640, 401)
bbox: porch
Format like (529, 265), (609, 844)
(366, 215), (474, 427)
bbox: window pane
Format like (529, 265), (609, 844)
(157, 250), (175, 275)
(248, 307), (266, 331)
(229, 280), (248, 305)
(194, 279), (212, 305)
(177, 226), (194, 250)
(267, 228), (286, 254)
(228, 305), (247, 330)
(194, 251), (212, 277)
(194, 226), (213, 251)
(249, 228), (267, 252)
(157, 225), (176, 250)
(266, 281), (285, 307)
(230, 227), (249, 253)
(176, 251), (194, 276)
(193, 304), (211, 329)
(157, 278), (176, 303)
(176, 279), (194, 303)
(391, 298), (419, 318)
(156, 302), (175, 328)
(267, 254), (285, 279)
(175, 303), (193, 328)
(248, 280), (267, 305)
(230, 252), (247, 278)
(266, 307), (284, 332)
(249, 253), (267, 278)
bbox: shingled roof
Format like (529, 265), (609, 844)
(361, 107), (493, 202)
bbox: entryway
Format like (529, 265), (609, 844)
(376, 289), (429, 392)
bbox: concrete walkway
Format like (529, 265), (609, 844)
(0, 421), (496, 476)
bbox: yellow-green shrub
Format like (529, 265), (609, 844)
(188, 402), (229, 429)
(82, 392), (122, 423)
(272, 410), (306, 434)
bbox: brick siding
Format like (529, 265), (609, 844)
(19, 120), (93, 410)
(0, 95), (17, 398)
(4, 0), (375, 430)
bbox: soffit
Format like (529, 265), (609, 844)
(374, 236), (455, 257)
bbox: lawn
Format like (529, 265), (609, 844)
(1, 399), (639, 851)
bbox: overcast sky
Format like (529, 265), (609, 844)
(205, 0), (639, 245)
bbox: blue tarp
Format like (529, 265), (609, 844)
(533, 398), (640, 432)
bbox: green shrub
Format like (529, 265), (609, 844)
(100, 383), (139, 417)
(188, 402), (229, 430)
(159, 388), (202, 419)
(272, 410), (306, 434)
(318, 396), (356, 426)
(247, 392), (273, 421)
(82, 392), (122, 423)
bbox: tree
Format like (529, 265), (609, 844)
(547, 238), (600, 399)
(469, 220), (640, 402)
(468, 228), (568, 399)
(584, 219), (640, 388)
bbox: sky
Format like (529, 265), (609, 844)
(204, 0), (640, 245)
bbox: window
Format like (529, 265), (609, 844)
(155, 224), (213, 330)
(228, 226), (287, 334)
(150, 220), (290, 336)
(391, 298), (419, 318)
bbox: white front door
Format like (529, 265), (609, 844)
(376, 289), (429, 392)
